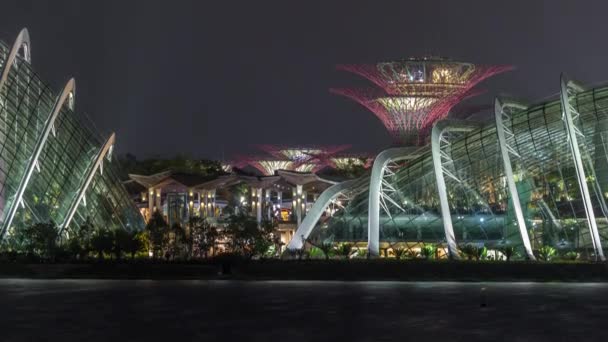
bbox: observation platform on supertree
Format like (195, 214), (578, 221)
(331, 57), (513, 145)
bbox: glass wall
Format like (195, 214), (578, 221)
(0, 39), (144, 238)
(310, 83), (608, 260)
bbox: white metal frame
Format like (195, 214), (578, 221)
(0, 28), (31, 91)
(431, 119), (480, 259)
(0, 78), (76, 237)
(494, 98), (536, 260)
(60, 133), (116, 233)
(287, 179), (356, 250)
(367, 147), (420, 257)
(560, 73), (605, 261)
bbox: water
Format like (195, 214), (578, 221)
(1, 280), (607, 341)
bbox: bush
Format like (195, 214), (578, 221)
(392, 247), (406, 260)
(335, 243), (353, 259)
(420, 243), (436, 260)
(499, 246), (515, 262)
(537, 245), (557, 261)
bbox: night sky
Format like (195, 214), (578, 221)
(2, 0), (607, 160)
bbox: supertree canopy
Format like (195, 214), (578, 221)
(235, 155), (293, 176)
(332, 57), (513, 145)
(256, 145), (351, 173)
(329, 153), (373, 170)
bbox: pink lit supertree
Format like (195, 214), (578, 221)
(333, 58), (513, 145)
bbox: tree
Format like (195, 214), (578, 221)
(224, 213), (273, 258)
(260, 219), (281, 257)
(146, 210), (168, 259)
(113, 229), (131, 260)
(90, 229), (114, 260)
(190, 217), (219, 258)
(23, 222), (59, 260)
(167, 223), (188, 260)
(124, 231), (145, 260)
(225, 213), (259, 257)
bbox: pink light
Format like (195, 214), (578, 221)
(333, 61), (514, 145)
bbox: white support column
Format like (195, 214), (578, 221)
(200, 190), (206, 217)
(60, 133), (116, 233)
(560, 73), (605, 261)
(495, 98), (536, 260)
(250, 186), (256, 217)
(431, 120), (480, 259)
(155, 188), (162, 214)
(256, 188), (263, 223)
(265, 189), (272, 220)
(210, 189), (216, 217)
(0, 78), (75, 237)
(367, 147), (419, 257)
(295, 185), (303, 225)
(148, 188), (155, 215)
(287, 180), (356, 250)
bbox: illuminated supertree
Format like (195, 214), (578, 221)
(329, 153), (374, 170)
(256, 145), (351, 173)
(236, 155), (293, 176)
(332, 58), (513, 145)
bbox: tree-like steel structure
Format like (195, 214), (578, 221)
(234, 155), (293, 176)
(256, 144), (351, 172)
(332, 58), (513, 145)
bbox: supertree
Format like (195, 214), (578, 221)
(256, 145), (351, 172)
(234, 155), (293, 176)
(332, 58), (513, 145)
(328, 153), (374, 170)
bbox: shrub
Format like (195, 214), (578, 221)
(499, 246), (515, 262)
(420, 243), (436, 260)
(393, 247), (406, 260)
(405, 249), (419, 259)
(335, 243), (353, 259)
(537, 245), (557, 261)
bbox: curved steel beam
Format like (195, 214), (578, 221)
(367, 147), (420, 257)
(432, 119), (480, 259)
(0, 28), (31, 92)
(60, 133), (116, 233)
(560, 73), (605, 261)
(495, 98), (536, 260)
(0, 78), (76, 237)
(287, 179), (357, 250)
